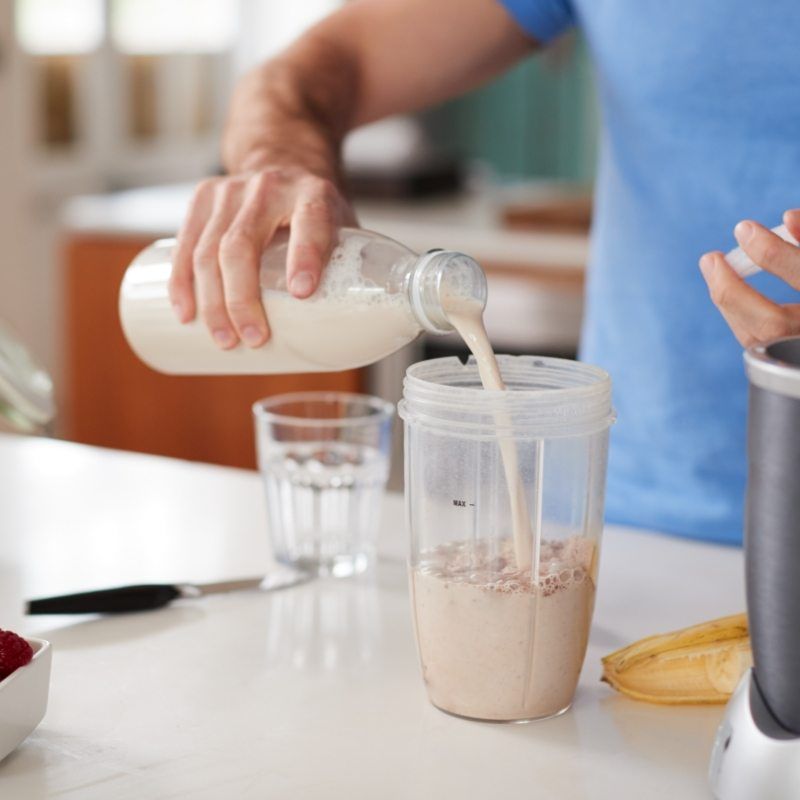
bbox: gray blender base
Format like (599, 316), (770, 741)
(710, 670), (800, 799)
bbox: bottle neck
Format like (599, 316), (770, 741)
(407, 250), (488, 335)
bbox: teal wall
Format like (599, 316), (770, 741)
(428, 34), (598, 183)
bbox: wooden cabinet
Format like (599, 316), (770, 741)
(62, 235), (364, 469)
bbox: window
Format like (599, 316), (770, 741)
(14, 1), (344, 155)
(237, 0), (339, 65)
(16, 0), (104, 55)
(111, 0), (238, 54)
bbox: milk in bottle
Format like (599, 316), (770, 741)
(119, 229), (487, 374)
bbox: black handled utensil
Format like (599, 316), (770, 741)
(26, 573), (310, 615)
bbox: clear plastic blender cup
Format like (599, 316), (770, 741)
(399, 355), (614, 722)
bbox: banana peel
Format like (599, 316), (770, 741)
(601, 613), (752, 704)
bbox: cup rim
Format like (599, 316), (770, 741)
(399, 355), (614, 439)
(252, 391), (395, 428)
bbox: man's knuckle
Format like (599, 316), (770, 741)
(170, 250), (192, 275)
(199, 306), (218, 324)
(192, 243), (216, 272)
(225, 298), (256, 316)
(187, 179), (217, 213)
(299, 196), (334, 222)
(196, 177), (220, 197)
(199, 301), (225, 322)
(755, 311), (792, 343)
(307, 174), (335, 195)
(759, 238), (784, 267)
(215, 180), (240, 205)
(315, 178), (343, 208)
(253, 168), (286, 194)
(220, 230), (253, 260)
(739, 331), (757, 349)
(168, 272), (189, 290)
(251, 172), (274, 195)
(293, 240), (323, 261)
(709, 282), (730, 308)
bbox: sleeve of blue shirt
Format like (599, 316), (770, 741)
(496, 0), (575, 43)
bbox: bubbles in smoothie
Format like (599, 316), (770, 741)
(416, 536), (594, 596)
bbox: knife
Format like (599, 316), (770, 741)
(26, 572), (311, 615)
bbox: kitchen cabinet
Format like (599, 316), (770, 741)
(62, 234), (362, 469)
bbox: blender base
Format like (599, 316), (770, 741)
(709, 669), (800, 799)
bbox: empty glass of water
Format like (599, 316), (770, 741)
(253, 392), (394, 578)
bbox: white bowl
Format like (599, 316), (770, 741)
(0, 638), (51, 762)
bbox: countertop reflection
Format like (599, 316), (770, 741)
(265, 568), (401, 672)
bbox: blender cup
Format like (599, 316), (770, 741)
(399, 355), (614, 722)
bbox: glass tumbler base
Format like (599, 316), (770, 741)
(279, 551), (371, 579)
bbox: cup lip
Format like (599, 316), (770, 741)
(405, 354), (610, 392)
(252, 391), (395, 428)
(399, 355), (615, 440)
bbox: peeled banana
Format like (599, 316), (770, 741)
(601, 613), (751, 704)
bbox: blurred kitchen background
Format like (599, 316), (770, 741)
(0, 0), (598, 476)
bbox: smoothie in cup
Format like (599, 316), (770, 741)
(400, 355), (613, 722)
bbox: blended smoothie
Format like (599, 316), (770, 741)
(411, 536), (596, 721)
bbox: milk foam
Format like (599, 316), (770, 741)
(310, 234), (404, 307)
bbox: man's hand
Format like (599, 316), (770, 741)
(699, 209), (800, 348)
(169, 166), (353, 349)
(166, 0), (534, 349)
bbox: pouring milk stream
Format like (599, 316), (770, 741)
(442, 296), (534, 570)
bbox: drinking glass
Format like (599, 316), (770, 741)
(253, 392), (394, 577)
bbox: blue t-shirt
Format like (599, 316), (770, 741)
(498, 0), (800, 544)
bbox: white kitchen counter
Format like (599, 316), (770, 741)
(0, 434), (742, 799)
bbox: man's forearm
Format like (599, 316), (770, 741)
(222, 34), (359, 182)
(174, 0), (534, 350)
(221, 0), (533, 180)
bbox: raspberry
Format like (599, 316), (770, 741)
(0, 629), (34, 681)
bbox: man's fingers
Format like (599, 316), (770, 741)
(783, 209), (800, 243)
(169, 177), (219, 323)
(286, 178), (342, 298)
(219, 173), (288, 347)
(173, 169), (350, 351)
(699, 251), (799, 347)
(193, 180), (246, 349)
(734, 219), (800, 290)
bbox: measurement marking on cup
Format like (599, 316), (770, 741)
(452, 500), (475, 507)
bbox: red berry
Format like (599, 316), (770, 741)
(0, 629), (34, 681)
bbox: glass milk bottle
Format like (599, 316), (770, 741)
(119, 228), (487, 374)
